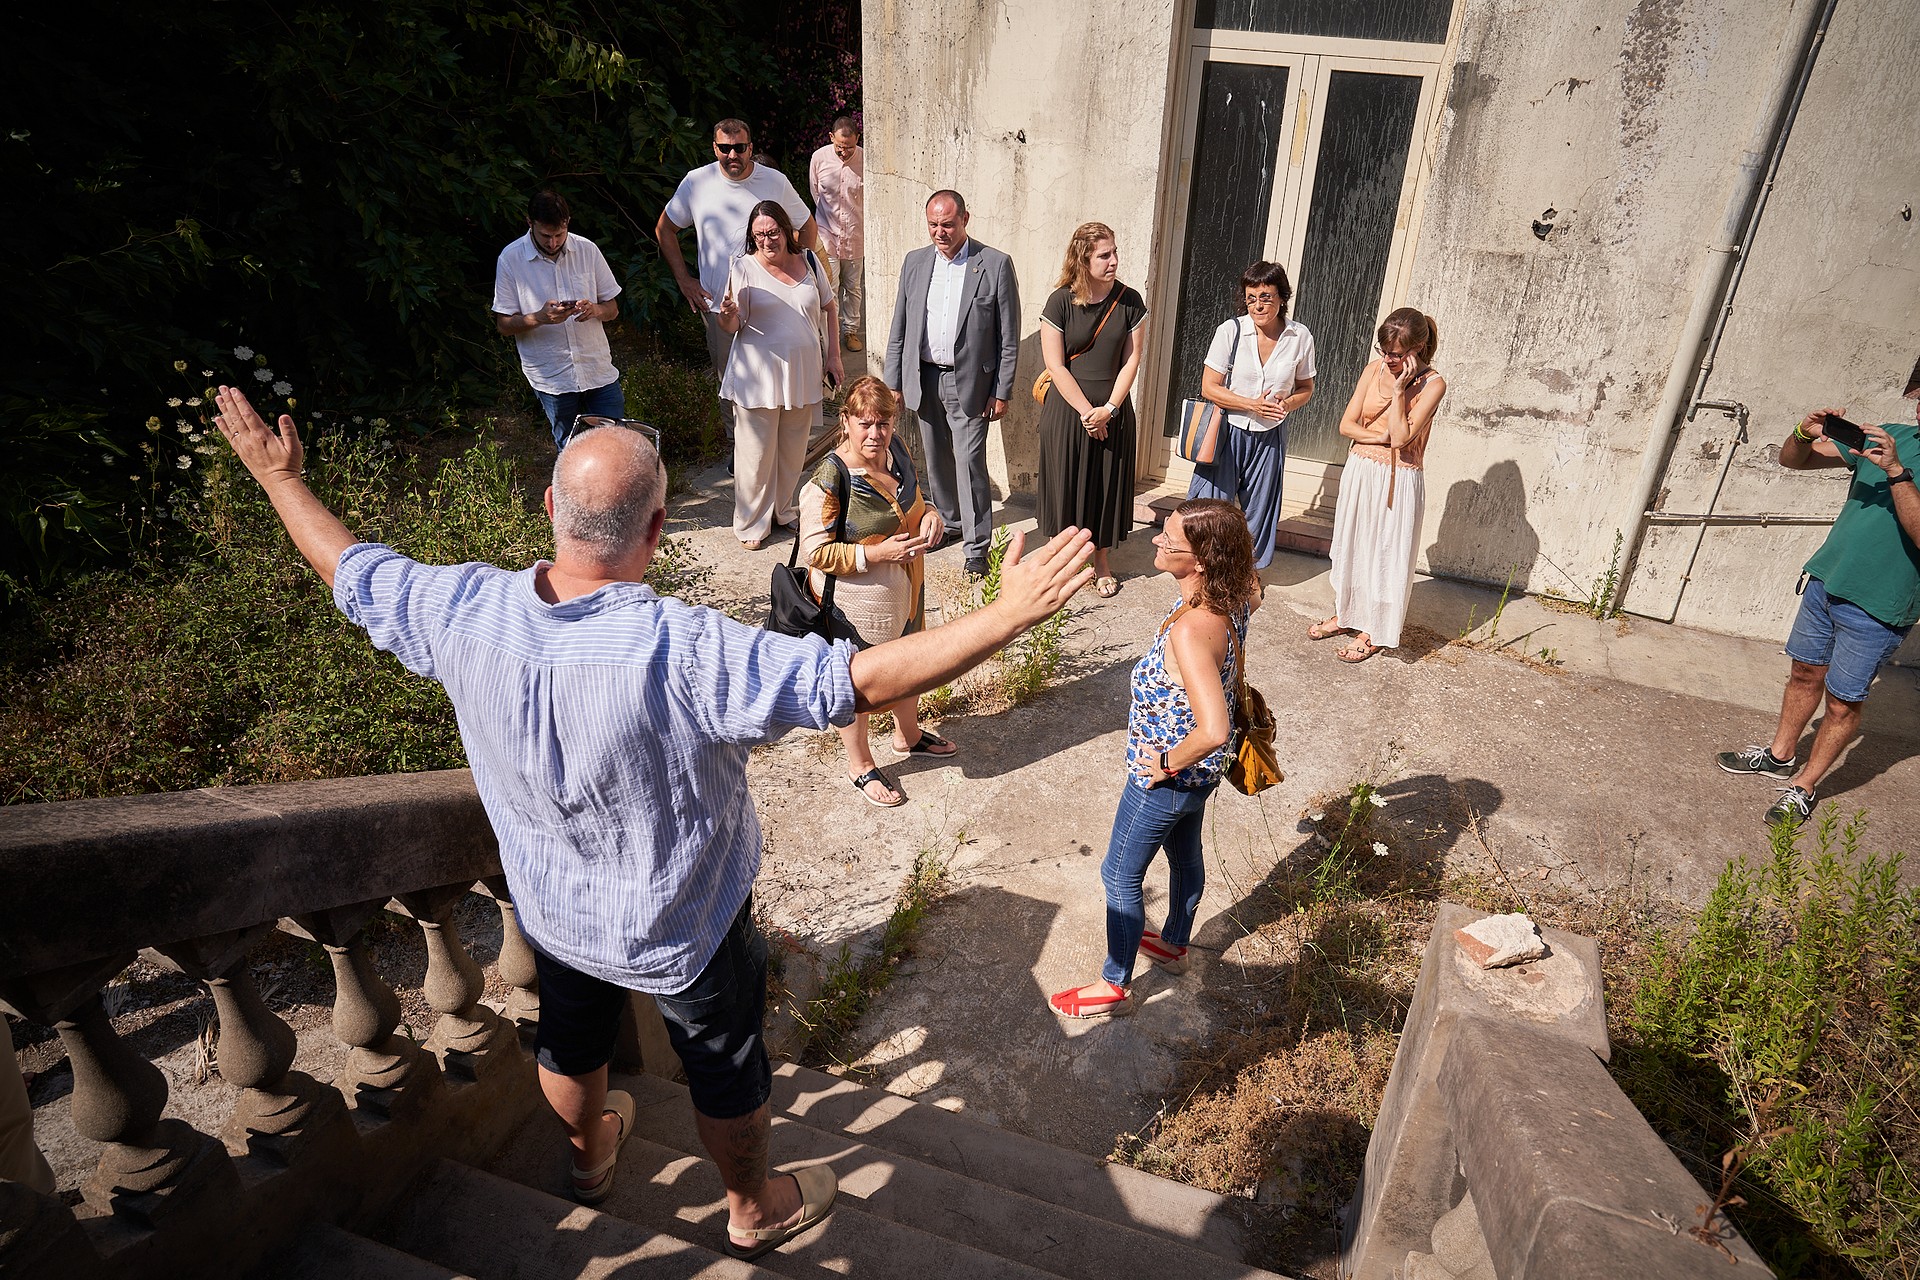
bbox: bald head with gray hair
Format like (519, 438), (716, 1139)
(549, 426), (666, 562)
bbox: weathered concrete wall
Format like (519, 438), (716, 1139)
(1629, 0), (1920, 652)
(864, 0), (1920, 647)
(861, 0), (1181, 497)
(1406, 0), (1920, 650)
(1406, 0), (1800, 598)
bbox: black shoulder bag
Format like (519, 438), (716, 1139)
(767, 454), (868, 646)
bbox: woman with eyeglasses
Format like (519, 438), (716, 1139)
(1311, 307), (1447, 663)
(718, 200), (844, 550)
(1186, 261), (1317, 570)
(1049, 499), (1260, 1018)
(797, 376), (953, 808)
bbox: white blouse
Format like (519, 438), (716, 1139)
(719, 253), (832, 410)
(1204, 316), (1317, 433)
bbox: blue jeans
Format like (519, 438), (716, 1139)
(535, 380), (626, 450)
(1100, 779), (1216, 986)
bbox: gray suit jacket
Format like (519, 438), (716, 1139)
(883, 240), (1022, 419)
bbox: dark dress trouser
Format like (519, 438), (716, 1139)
(916, 362), (994, 562)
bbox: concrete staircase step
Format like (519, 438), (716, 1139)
(767, 1062), (1255, 1263)
(263, 1223), (479, 1280)
(488, 1123), (1062, 1280)
(379, 1157), (778, 1280)
(578, 1067), (1275, 1278)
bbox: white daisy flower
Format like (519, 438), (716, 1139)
(272, 381), (292, 396)
(233, 345), (254, 360)
(175, 456), (193, 470)
(167, 397), (183, 407)
(253, 368), (273, 382)
(1372, 841), (1390, 857)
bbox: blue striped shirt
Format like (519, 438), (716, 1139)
(333, 543), (857, 993)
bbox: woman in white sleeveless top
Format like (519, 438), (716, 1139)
(1312, 308), (1447, 663)
(718, 200), (844, 549)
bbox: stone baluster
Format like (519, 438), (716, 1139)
(284, 903), (439, 1120)
(0, 958), (236, 1227)
(392, 886), (518, 1081)
(150, 925), (349, 1167)
(479, 876), (540, 1036)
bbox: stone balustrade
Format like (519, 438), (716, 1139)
(1340, 902), (1774, 1280)
(0, 770), (671, 1280)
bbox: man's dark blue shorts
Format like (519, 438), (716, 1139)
(530, 897), (772, 1120)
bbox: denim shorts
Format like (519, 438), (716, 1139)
(531, 896), (772, 1119)
(1784, 575), (1911, 703)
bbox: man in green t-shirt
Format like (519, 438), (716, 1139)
(1716, 398), (1920, 827)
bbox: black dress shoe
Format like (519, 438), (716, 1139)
(965, 558), (989, 578)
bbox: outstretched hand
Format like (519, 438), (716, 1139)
(209, 385), (356, 587)
(213, 386), (304, 484)
(994, 526), (1096, 627)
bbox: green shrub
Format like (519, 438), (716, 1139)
(1614, 811), (1919, 1276)
(0, 426), (694, 803)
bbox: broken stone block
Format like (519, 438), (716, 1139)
(1453, 913), (1549, 969)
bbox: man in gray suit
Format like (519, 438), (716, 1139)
(884, 191), (1021, 577)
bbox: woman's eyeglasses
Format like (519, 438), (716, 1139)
(567, 416), (662, 452)
(1153, 531), (1194, 555)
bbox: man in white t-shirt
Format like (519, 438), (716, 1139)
(808, 117), (864, 351)
(655, 119), (817, 444)
(492, 189), (624, 450)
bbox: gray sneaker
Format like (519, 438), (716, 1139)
(1716, 744), (1796, 780)
(1765, 786), (1816, 828)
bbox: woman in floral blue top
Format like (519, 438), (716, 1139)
(1050, 499), (1261, 1018)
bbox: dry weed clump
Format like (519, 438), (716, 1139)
(1111, 774), (1671, 1279)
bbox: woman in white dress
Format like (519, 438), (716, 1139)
(1312, 308), (1446, 662)
(1186, 260), (1316, 570)
(718, 200), (844, 549)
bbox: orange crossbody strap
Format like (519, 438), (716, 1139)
(1069, 291), (1123, 363)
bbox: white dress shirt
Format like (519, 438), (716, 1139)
(490, 232), (622, 395)
(920, 240), (973, 367)
(1204, 315), (1317, 433)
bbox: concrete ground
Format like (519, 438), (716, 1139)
(667, 459), (1920, 1161)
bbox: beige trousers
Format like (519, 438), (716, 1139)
(2, 1031), (55, 1194)
(733, 404), (815, 542)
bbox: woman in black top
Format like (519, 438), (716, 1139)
(1035, 221), (1148, 597)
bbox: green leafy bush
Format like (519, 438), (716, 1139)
(0, 427), (694, 804)
(0, 0), (790, 584)
(1615, 811), (1919, 1277)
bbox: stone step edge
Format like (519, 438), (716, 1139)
(380, 1156), (783, 1280)
(612, 1061), (1254, 1265)
(604, 1089), (1289, 1280)
(261, 1222), (481, 1280)
(771, 1061), (1252, 1260)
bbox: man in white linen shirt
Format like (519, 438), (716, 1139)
(808, 117), (865, 351)
(210, 383), (1094, 1260)
(656, 119), (817, 444)
(883, 190), (1021, 577)
(492, 189), (624, 451)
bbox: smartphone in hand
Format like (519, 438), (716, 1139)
(1821, 413), (1869, 452)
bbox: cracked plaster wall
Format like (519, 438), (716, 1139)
(861, 0), (1181, 498)
(862, 0), (1920, 648)
(1408, 0), (1920, 647)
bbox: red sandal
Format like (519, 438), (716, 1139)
(1048, 980), (1134, 1019)
(1138, 930), (1190, 975)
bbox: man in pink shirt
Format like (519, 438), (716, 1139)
(809, 118), (865, 351)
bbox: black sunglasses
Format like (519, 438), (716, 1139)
(715, 142), (750, 155)
(567, 416), (662, 451)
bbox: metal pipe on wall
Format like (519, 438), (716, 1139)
(1610, 0), (1841, 616)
